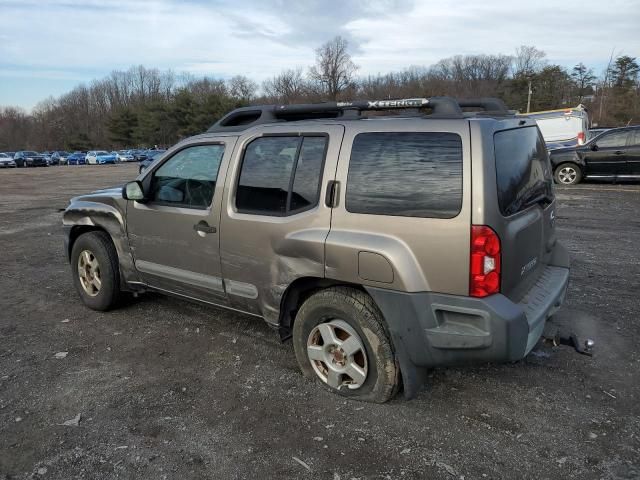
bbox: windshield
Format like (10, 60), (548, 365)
(96, 151), (109, 155)
(24, 151), (38, 156)
(494, 126), (554, 217)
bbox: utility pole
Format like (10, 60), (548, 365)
(526, 80), (532, 113)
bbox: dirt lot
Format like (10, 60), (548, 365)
(0, 164), (639, 479)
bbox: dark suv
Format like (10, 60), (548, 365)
(550, 126), (640, 185)
(63, 97), (569, 402)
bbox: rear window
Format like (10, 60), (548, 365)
(494, 127), (554, 217)
(345, 132), (463, 218)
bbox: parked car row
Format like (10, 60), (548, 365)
(0, 148), (165, 168)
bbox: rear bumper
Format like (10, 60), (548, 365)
(367, 264), (569, 369)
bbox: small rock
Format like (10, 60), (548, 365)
(556, 457), (567, 465)
(61, 319), (70, 323)
(400, 448), (411, 454)
(357, 437), (365, 442)
(37, 467), (48, 475)
(181, 387), (187, 392)
(15, 417), (22, 422)
(54, 351), (68, 359)
(61, 413), (81, 426)
(588, 432), (598, 439)
(325, 424), (335, 429)
(313, 436), (323, 441)
(196, 328), (200, 333)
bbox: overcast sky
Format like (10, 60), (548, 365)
(1, 0), (638, 110)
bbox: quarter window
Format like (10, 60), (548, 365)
(236, 135), (328, 215)
(150, 144), (224, 209)
(345, 132), (463, 218)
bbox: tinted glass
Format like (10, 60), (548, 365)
(150, 144), (224, 209)
(494, 127), (554, 217)
(236, 136), (300, 214)
(290, 136), (327, 212)
(597, 131), (629, 148)
(346, 132), (463, 218)
(632, 130), (640, 146)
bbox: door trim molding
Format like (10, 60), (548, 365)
(135, 260), (224, 292)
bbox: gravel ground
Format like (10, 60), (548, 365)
(0, 164), (639, 479)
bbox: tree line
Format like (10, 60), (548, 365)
(0, 37), (638, 151)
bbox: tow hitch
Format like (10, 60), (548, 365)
(546, 334), (595, 356)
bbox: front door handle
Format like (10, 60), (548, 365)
(194, 221), (217, 234)
(614, 150), (624, 155)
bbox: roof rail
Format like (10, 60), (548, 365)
(207, 96), (510, 133)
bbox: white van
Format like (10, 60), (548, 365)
(522, 105), (590, 150)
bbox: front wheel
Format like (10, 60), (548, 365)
(292, 287), (400, 403)
(70, 231), (121, 311)
(554, 163), (582, 185)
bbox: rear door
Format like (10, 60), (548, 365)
(583, 129), (631, 176)
(491, 125), (556, 300)
(625, 129), (640, 176)
(219, 125), (343, 322)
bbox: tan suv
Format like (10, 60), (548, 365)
(63, 97), (570, 402)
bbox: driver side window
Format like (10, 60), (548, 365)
(150, 144), (224, 209)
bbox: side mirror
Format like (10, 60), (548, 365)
(122, 181), (145, 201)
(590, 144), (598, 151)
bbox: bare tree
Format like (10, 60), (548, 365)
(308, 36), (358, 100)
(227, 75), (258, 102)
(263, 68), (308, 103)
(513, 45), (546, 78)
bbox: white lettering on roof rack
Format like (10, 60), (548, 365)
(367, 98), (429, 109)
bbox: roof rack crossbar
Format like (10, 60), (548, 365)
(207, 96), (510, 132)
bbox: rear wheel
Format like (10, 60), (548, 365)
(292, 287), (399, 403)
(554, 163), (582, 185)
(70, 231), (121, 311)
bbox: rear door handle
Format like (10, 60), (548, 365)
(194, 222), (217, 234)
(325, 180), (340, 208)
(614, 150), (624, 155)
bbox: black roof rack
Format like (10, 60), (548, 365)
(207, 96), (511, 133)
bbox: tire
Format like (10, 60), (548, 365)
(554, 162), (582, 185)
(292, 287), (399, 403)
(70, 231), (121, 311)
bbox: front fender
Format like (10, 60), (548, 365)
(63, 198), (141, 287)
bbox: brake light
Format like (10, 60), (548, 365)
(470, 225), (501, 298)
(577, 131), (586, 145)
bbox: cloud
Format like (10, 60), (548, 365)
(0, 0), (638, 108)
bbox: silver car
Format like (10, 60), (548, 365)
(0, 153), (17, 167)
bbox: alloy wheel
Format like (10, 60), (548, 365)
(307, 319), (368, 390)
(558, 166), (578, 184)
(77, 249), (102, 297)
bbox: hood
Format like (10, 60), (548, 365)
(69, 185), (123, 204)
(548, 145), (577, 155)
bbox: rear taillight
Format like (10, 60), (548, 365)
(470, 225), (501, 298)
(577, 131), (586, 145)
